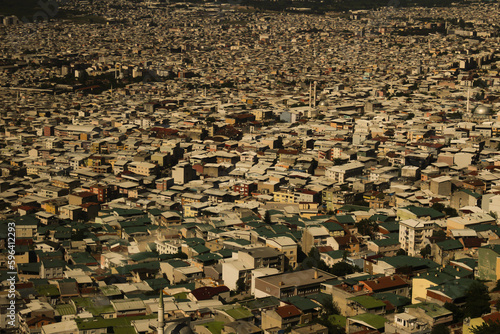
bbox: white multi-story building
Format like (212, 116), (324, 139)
(155, 240), (182, 255)
(326, 161), (364, 183)
(399, 219), (434, 256)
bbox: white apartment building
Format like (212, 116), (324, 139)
(399, 219), (434, 256)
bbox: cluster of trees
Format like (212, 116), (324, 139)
(431, 202), (459, 218)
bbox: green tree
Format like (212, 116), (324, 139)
(330, 262), (356, 276)
(464, 281), (491, 318)
(357, 219), (377, 238)
(236, 277), (246, 293)
(431, 324), (450, 334)
(431, 202), (445, 212)
(420, 244), (432, 258)
(396, 249), (407, 256)
(264, 210), (271, 224)
(322, 299), (340, 316)
(471, 320), (500, 334)
(300, 247), (330, 272)
(444, 302), (464, 323)
(443, 206), (458, 217)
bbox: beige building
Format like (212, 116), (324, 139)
(254, 269), (335, 299)
(266, 237), (298, 269)
(127, 161), (157, 176)
(301, 226), (338, 255)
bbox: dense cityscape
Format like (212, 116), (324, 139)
(1, 1), (500, 334)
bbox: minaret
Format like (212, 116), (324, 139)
(309, 82), (312, 107)
(467, 86), (470, 114)
(313, 81), (317, 107)
(158, 290), (164, 334)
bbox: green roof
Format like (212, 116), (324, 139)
(144, 278), (170, 291)
(148, 209), (163, 216)
(270, 225), (292, 234)
(373, 293), (411, 308)
(348, 313), (388, 330)
(70, 252), (98, 264)
(470, 224), (500, 235)
(75, 315), (155, 330)
(380, 255), (440, 270)
(426, 278), (475, 300)
(322, 250), (345, 260)
(71, 296), (114, 316)
(194, 253), (222, 263)
(129, 252), (158, 262)
(119, 217), (151, 228)
(460, 189), (482, 199)
(413, 270), (455, 285)
(167, 259), (190, 268)
(379, 221), (400, 233)
(113, 208), (145, 217)
(216, 249), (235, 258)
(99, 285), (122, 297)
(322, 221), (344, 232)
(35, 284), (60, 297)
(55, 304), (76, 316)
(403, 205), (445, 219)
(173, 292), (188, 300)
(201, 321), (225, 334)
(335, 215), (355, 224)
(240, 296), (281, 311)
(306, 293), (333, 307)
(9, 214), (39, 226)
(283, 296), (320, 311)
(405, 303), (452, 318)
(348, 295), (386, 310)
(371, 238), (400, 247)
(338, 204), (371, 212)
(122, 225), (156, 234)
(42, 259), (66, 268)
(436, 239), (463, 251)
(451, 258), (477, 271)
(113, 326), (136, 334)
(18, 262), (41, 273)
(115, 261), (160, 275)
(221, 306), (253, 320)
(328, 314), (347, 328)
(191, 244), (210, 254)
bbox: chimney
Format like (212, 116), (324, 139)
(314, 270), (319, 279)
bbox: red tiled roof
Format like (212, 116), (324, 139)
(361, 275), (408, 292)
(275, 305), (302, 319)
(191, 286), (229, 301)
(482, 312), (500, 324)
(317, 246), (334, 253)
